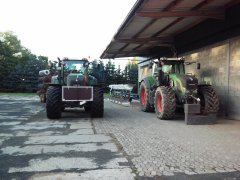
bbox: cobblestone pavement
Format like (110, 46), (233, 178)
(93, 100), (240, 179)
(0, 94), (135, 180)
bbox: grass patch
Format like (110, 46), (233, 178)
(104, 92), (110, 97)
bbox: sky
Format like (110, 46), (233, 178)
(0, 0), (137, 66)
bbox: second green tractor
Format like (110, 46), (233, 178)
(139, 57), (219, 120)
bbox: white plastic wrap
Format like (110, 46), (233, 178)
(39, 70), (50, 76)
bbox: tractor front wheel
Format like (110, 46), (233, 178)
(91, 87), (104, 118)
(84, 102), (92, 112)
(154, 86), (176, 120)
(198, 86), (219, 114)
(46, 86), (62, 119)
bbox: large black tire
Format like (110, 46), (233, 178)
(154, 86), (176, 120)
(198, 86), (219, 114)
(140, 81), (154, 112)
(84, 102), (92, 112)
(46, 86), (62, 119)
(91, 87), (104, 118)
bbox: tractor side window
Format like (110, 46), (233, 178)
(162, 65), (172, 74)
(173, 63), (185, 74)
(171, 64), (176, 73)
(153, 63), (158, 76)
(179, 63), (185, 74)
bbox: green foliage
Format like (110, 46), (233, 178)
(89, 59), (105, 83)
(99, 59), (138, 92)
(0, 31), (49, 92)
(0, 31), (139, 93)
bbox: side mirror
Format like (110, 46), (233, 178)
(197, 63), (201, 70)
(148, 62), (153, 69)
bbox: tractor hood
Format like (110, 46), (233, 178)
(169, 73), (198, 95)
(66, 73), (97, 86)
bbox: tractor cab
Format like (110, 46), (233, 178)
(151, 58), (185, 86)
(63, 60), (87, 74)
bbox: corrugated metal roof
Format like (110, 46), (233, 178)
(101, 0), (237, 59)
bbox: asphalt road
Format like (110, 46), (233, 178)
(0, 95), (135, 180)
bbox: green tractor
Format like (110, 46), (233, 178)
(139, 57), (219, 120)
(46, 58), (104, 119)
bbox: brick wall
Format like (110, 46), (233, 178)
(182, 37), (240, 120)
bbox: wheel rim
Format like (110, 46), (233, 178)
(140, 87), (146, 106)
(157, 94), (162, 112)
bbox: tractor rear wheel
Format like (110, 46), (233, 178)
(198, 86), (219, 114)
(46, 86), (62, 119)
(154, 86), (176, 120)
(91, 87), (104, 118)
(140, 81), (154, 112)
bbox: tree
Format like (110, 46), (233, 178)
(89, 59), (105, 84)
(0, 31), (49, 92)
(123, 58), (138, 85)
(104, 59), (116, 85)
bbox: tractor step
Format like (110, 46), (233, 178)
(184, 104), (217, 125)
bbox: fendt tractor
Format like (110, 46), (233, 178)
(41, 58), (104, 119)
(139, 57), (219, 122)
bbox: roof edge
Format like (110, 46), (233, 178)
(113, 0), (144, 39)
(100, 0), (144, 59)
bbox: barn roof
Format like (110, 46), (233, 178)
(101, 0), (239, 59)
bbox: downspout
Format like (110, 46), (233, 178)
(225, 40), (230, 117)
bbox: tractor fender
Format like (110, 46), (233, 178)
(198, 84), (211, 88)
(139, 76), (155, 90)
(47, 84), (62, 87)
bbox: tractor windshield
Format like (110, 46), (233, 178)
(64, 60), (86, 74)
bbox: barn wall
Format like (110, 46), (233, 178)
(182, 37), (240, 120)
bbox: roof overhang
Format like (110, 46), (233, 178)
(101, 0), (239, 59)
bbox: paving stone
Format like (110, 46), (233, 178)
(215, 168), (227, 173)
(163, 171), (174, 176)
(224, 168), (236, 172)
(159, 166), (165, 171)
(93, 101), (240, 178)
(184, 170), (197, 175)
(151, 171), (157, 176)
(204, 169), (217, 174)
